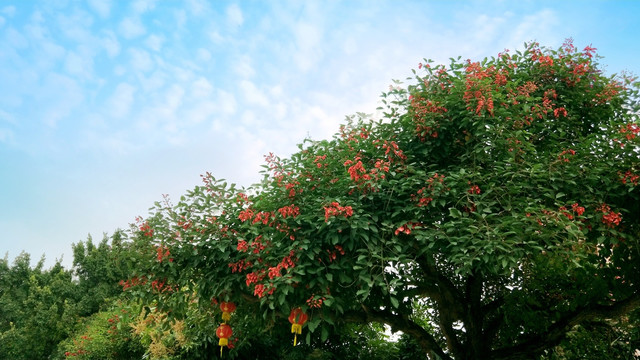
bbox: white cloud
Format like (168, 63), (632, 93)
(64, 50), (94, 80)
(101, 30), (120, 57)
(293, 21), (324, 72)
(239, 80), (269, 107)
(191, 77), (214, 99)
(132, 0), (157, 14)
(24, 15), (47, 40)
(208, 30), (225, 44)
(5, 27), (28, 49)
(88, 0), (111, 18)
(0, 109), (15, 124)
(145, 34), (164, 51)
(504, 9), (560, 52)
(233, 55), (255, 78)
(2, 5), (16, 16)
(164, 84), (185, 110)
(184, 100), (216, 125)
(119, 17), (146, 39)
(0, 127), (13, 143)
(129, 47), (154, 72)
(174, 9), (186, 30)
(187, 0), (209, 16)
(57, 9), (95, 43)
(226, 4), (244, 28)
(108, 82), (136, 118)
(215, 89), (237, 116)
(40, 73), (84, 128)
(196, 48), (211, 62)
(136, 70), (167, 93)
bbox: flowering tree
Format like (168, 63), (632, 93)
(128, 41), (639, 359)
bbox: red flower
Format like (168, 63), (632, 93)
(237, 240), (248, 252)
(553, 107), (568, 118)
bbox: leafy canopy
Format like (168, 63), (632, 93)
(128, 40), (640, 360)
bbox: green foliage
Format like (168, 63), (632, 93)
(56, 302), (145, 360)
(0, 254), (76, 359)
(127, 40), (640, 359)
(0, 232), (148, 360)
(72, 231), (137, 316)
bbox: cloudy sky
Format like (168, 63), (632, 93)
(1, 0), (639, 268)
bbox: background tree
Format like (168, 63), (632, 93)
(128, 40), (640, 360)
(71, 231), (134, 316)
(0, 253), (76, 359)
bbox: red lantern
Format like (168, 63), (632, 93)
(216, 323), (233, 356)
(288, 308), (308, 346)
(219, 301), (236, 322)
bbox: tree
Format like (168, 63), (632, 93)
(0, 253), (77, 359)
(72, 231), (135, 316)
(129, 40), (640, 359)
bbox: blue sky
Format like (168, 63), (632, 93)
(1, 0), (639, 268)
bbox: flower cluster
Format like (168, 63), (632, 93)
(462, 61), (496, 116)
(324, 202), (354, 222)
(119, 276), (147, 290)
(395, 222), (419, 235)
(277, 204), (300, 218)
(620, 123), (639, 141)
(468, 184), (481, 195)
(138, 219), (153, 237)
(594, 80), (623, 104)
(553, 107), (568, 118)
(557, 149), (576, 162)
(558, 203), (586, 220)
(228, 259), (252, 273)
(380, 140), (408, 162)
(409, 94), (447, 139)
(412, 173), (446, 207)
(325, 245), (345, 262)
(151, 279), (176, 293)
(245, 270), (265, 287)
(237, 240), (249, 252)
(597, 203), (622, 228)
(156, 245), (172, 262)
(268, 251), (297, 279)
(620, 170), (639, 186)
(314, 154), (328, 168)
(306, 294), (326, 308)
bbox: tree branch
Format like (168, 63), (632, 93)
(490, 293), (640, 360)
(343, 305), (453, 360)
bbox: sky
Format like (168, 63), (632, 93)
(1, 0), (639, 269)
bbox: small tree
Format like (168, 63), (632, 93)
(129, 40), (639, 359)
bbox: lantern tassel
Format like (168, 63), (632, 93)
(219, 338), (228, 357)
(291, 323), (302, 346)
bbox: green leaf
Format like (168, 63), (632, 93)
(307, 318), (321, 333)
(390, 296), (399, 308)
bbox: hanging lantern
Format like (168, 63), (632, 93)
(216, 323), (233, 356)
(219, 301), (236, 322)
(288, 308), (309, 346)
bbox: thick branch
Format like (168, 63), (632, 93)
(464, 272), (485, 358)
(414, 253), (465, 319)
(414, 253), (466, 356)
(491, 293), (640, 360)
(343, 305), (453, 360)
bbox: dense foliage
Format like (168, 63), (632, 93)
(1, 41), (639, 359)
(126, 40), (640, 359)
